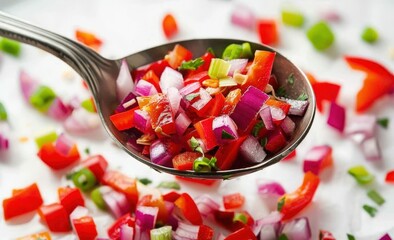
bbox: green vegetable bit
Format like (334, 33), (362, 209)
(81, 99), (96, 113)
(91, 187), (107, 210)
(347, 234), (356, 240)
(0, 38), (21, 57)
(297, 92), (309, 101)
(84, 147), (91, 155)
(138, 178), (153, 185)
(286, 73), (295, 85)
(367, 189), (385, 206)
(0, 102), (8, 121)
(281, 10), (305, 27)
(29, 86), (57, 112)
(179, 57), (205, 71)
(306, 21), (335, 51)
(278, 234), (289, 240)
(157, 181), (181, 190)
(222, 44), (243, 60)
(150, 226), (172, 240)
(348, 165), (375, 185)
(362, 204), (377, 217)
(221, 130), (235, 139)
(377, 118), (389, 129)
(277, 197), (285, 211)
(71, 168), (97, 192)
(240, 42), (253, 58)
(189, 136), (203, 154)
(35, 131), (58, 148)
(233, 212), (247, 224)
(185, 93), (200, 101)
(260, 137), (268, 148)
(361, 27), (379, 43)
(193, 156), (218, 172)
(252, 121), (265, 137)
(276, 86), (288, 98)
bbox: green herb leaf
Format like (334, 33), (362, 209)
(157, 181), (181, 190)
(377, 118), (389, 129)
(138, 178), (153, 185)
(233, 213), (247, 224)
(84, 147), (91, 155)
(362, 204), (377, 217)
(367, 189), (385, 206)
(297, 92), (309, 101)
(278, 197), (285, 211)
(287, 73), (295, 85)
(260, 137), (268, 148)
(348, 165), (375, 185)
(185, 93), (200, 101)
(347, 234), (356, 240)
(276, 86), (288, 98)
(0, 102), (7, 121)
(179, 58), (204, 71)
(206, 47), (215, 56)
(278, 234), (289, 240)
(252, 121), (265, 137)
(221, 130), (235, 139)
(208, 157), (219, 170)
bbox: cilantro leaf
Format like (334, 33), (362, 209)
(179, 58), (204, 71)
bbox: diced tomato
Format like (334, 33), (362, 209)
(312, 81), (341, 113)
(147, 59), (170, 77)
(265, 129), (287, 153)
(16, 231), (51, 240)
(109, 107), (138, 131)
(221, 88), (242, 115)
(385, 170), (394, 183)
(242, 50), (276, 92)
(142, 70), (161, 92)
(209, 92), (226, 117)
(166, 44), (193, 69)
(184, 71), (210, 85)
(257, 19), (279, 46)
(198, 225), (214, 240)
(162, 13), (178, 39)
(37, 142), (80, 170)
(138, 194), (168, 224)
(3, 183), (43, 220)
(172, 151), (202, 170)
(163, 191), (181, 202)
(72, 216), (98, 240)
(223, 193), (245, 209)
(175, 176), (218, 186)
(224, 226), (257, 240)
(144, 94), (176, 136)
(278, 171), (320, 220)
(102, 170), (139, 211)
(75, 29), (102, 50)
(58, 187), (85, 215)
(174, 193), (202, 225)
(215, 136), (247, 170)
(81, 154), (109, 182)
(194, 117), (218, 151)
(38, 203), (71, 232)
(107, 213), (135, 240)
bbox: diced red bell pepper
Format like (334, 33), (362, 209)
(110, 107), (138, 131)
(163, 191), (181, 202)
(72, 216), (98, 240)
(142, 70), (161, 92)
(319, 230), (336, 240)
(107, 213), (135, 240)
(224, 226), (257, 240)
(184, 71), (210, 85)
(283, 149), (297, 161)
(138, 194), (169, 224)
(174, 193), (202, 225)
(209, 92), (226, 117)
(147, 59), (170, 77)
(265, 129), (287, 153)
(172, 151), (202, 170)
(257, 19), (279, 46)
(268, 74), (279, 90)
(215, 136), (247, 170)
(194, 117), (218, 151)
(242, 50), (276, 92)
(221, 88), (242, 115)
(17, 231), (51, 240)
(75, 29), (102, 50)
(223, 193), (245, 209)
(312, 81), (341, 113)
(265, 98), (291, 115)
(37, 142), (80, 170)
(175, 176), (218, 186)
(81, 154), (109, 182)
(144, 94), (176, 136)
(278, 171), (320, 220)
(189, 89), (214, 118)
(102, 170), (139, 211)
(38, 203), (71, 232)
(162, 13), (178, 39)
(58, 187), (85, 215)
(166, 44), (193, 69)
(385, 170), (394, 183)
(3, 183), (43, 220)
(198, 225), (214, 240)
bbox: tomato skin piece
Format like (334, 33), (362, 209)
(166, 44), (193, 69)
(257, 19), (279, 45)
(162, 14), (178, 39)
(109, 107), (138, 131)
(172, 151), (202, 170)
(242, 50), (276, 92)
(224, 226), (257, 240)
(107, 213), (135, 240)
(278, 171), (320, 220)
(37, 142), (80, 170)
(215, 136), (247, 170)
(223, 193), (245, 209)
(38, 203), (71, 232)
(174, 193), (203, 225)
(3, 183), (43, 220)
(16, 231), (51, 240)
(81, 154), (109, 182)
(58, 187), (85, 215)
(72, 216), (98, 240)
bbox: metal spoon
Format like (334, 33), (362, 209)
(0, 12), (315, 179)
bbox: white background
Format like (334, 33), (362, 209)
(0, 0), (394, 239)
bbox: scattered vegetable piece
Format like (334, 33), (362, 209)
(379, 233), (393, 240)
(386, 170), (394, 183)
(34, 130), (58, 148)
(230, 5), (256, 30)
(162, 13), (178, 39)
(75, 29), (102, 50)
(280, 217), (311, 240)
(16, 232), (51, 240)
(362, 204), (377, 217)
(361, 26), (379, 43)
(281, 9), (305, 27)
(157, 181), (181, 190)
(223, 193), (245, 209)
(303, 145), (333, 175)
(0, 37), (21, 56)
(377, 118), (389, 129)
(71, 168), (97, 192)
(320, 230), (336, 240)
(367, 189), (385, 206)
(58, 186), (85, 214)
(348, 165), (374, 185)
(257, 19), (279, 46)
(0, 102), (7, 120)
(174, 193), (203, 225)
(38, 203), (71, 232)
(347, 234), (356, 240)
(327, 101), (346, 132)
(306, 21), (335, 51)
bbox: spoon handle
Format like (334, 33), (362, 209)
(0, 11), (112, 95)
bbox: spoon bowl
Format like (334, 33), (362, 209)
(0, 12), (316, 179)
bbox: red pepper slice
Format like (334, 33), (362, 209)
(172, 151), (202, 170)
(198, 225), (214, 240)
(162, 13), (178, 39)
(175, 176), (218, 186)
(37, 142), (80, 170)
(265, 129), (287, 153)
(166, 44), (193, 69)
(257, 19), (279, 46)
(223, 193), (245, 210)
(278, 171), (320, 220)
(224, 226), (257, 240)
(215, 136), (247, 170)
(344, 56), (394, 112)
(3, 183), (43, 220)
(107, 213), (135, 240)
(221, 88), (242, 115)
(174, 193), (203, 225)
(58, 187), (85, 215)
(17, 231), (51, 240)
(75, 29), (102, 50)
(312, 81), (341, 113)
(146, 59), (170, 78)
(142, 70), (161, 93)
(81, 154), (109, 182)
(163, 191), (181, 202)
(208, 92), (226, 117)
(194, 117), (218, 151)
(72, 216), (98, 240)
(184, 71), (210, 85)
(109, 107), (138, 131)
(385, 170), (394, 183)
(242, 50), (276, 92)
(38, 203), (71, 232)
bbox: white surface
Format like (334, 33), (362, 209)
(0, 0), (394, 239)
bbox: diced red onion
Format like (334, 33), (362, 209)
(150, 139), (173, 167)
(167, 87), (182, 116)
(212, 115), (239, 144)
(19, 70), (39, 102)
(281, 116), (296, 137)
(228, 59), (248, 76)
(135, 206), (159, 231)
(230, 5), (256, 30)
(120, 224), (134, 240)
(133, 109), (151, 133)
(195, 194), (220, 217)
(253, 211), (282, 236)
(116, 92), (137, 113)
(64, 108), (100, 133)
(281, 98), (309, 117)
(360, 136), (382, 161)
(327, 101), (346, 133)
(217, 233), (226, 240)
(174, 222), (199, 240)
(100, 186), (130, 219)
(179, 82), (201, 97)
(116, 59), (135, 101)
(256, 180), (286, 197)
(231, 86), (269, 132)
(191, 88), (212, 112)
(175, 112), (192, 136)
(303, 145), (333, 175)
(160, 67), (184, 93)
(345, 115), (376, 144)
(280, 217), (311, 240)
(0, 133), (9, 151)
(270, 106), (286, 122)
(240, 135), (267, 163)
(55, 133), (74, 156)
(260, 224), (279, 240)
(47, 97), (73, 121)
(379, 233), (393, 240)
(135, 80), (158, 97)
(319, 230), (336, 240)
(260, 106), (275, 130)
(321, 11), (341, 22)
(135, 225), (150, 240)
(164, 201), (179, 230)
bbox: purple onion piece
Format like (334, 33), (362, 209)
(240, 135), (267, 163)
(327, 101), (346, 133)
(361, 136), (382, 161)
(260, 106), (275, 130)
(116, 92), (137, 113)
(135, 79), (158, 97)
(212, 115), (239, 144)
(280, 217), (311, 240)
(135, 206), (159, 231)
(160, 67), (184, 93)
(116, 59), (135, 101)
(281, 98), (309, 117)
(19, 70), (39, 102)
(379, 233), (393, 240)
(47, 97), (73, 121)
(303, 145), (332, 175)
(150, 139), (173, 167)
(133, 109), (151, 133)
(257, 180), (286, 197)
(281, 116), (296, 137)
